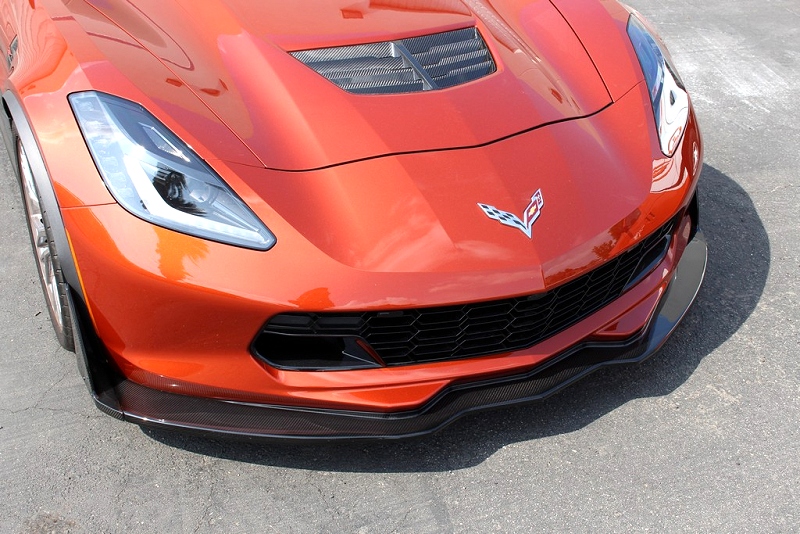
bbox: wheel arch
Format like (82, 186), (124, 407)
(1, 89), (84, 300)
(1, 89), (123, 416)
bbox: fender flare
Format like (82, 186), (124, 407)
(1, 90), (84, 301)
(1, 89), (123, 416)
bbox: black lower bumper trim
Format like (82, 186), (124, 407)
(94, 231), (707, 440)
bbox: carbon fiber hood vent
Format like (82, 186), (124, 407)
(291, 27), (496, 94)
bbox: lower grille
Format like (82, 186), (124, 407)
(255, 218), (677, 367)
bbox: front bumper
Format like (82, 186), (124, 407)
(77, 230), (706, 440)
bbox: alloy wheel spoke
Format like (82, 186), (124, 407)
(18, 141), (64, 330)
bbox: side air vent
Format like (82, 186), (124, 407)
(291, 27), (496, 94)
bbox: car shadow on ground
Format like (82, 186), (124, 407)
(144, 164), (770, 472)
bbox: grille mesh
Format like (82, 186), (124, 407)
(291, 27), (495, 94)
(260, 219), (676, 366)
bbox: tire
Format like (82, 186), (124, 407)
(15, 134), (75, 352)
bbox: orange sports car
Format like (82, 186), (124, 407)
(1, 0), (705, 439)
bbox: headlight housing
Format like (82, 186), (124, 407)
(69, 92), (276, 250)
(627, 14), (689, 157)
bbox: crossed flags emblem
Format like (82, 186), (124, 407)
(478, 189), (544, 239)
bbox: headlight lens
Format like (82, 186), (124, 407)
(627, 15), (689, 157)
(69, 92), (275, 250)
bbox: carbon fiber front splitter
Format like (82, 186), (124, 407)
(78, 231), (707, 441)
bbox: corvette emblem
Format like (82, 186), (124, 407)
(478, 189), (544, 239)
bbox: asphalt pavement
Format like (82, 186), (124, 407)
(1, 0), (798, 532)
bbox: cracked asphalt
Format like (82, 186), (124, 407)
(1, 1), (798, 532)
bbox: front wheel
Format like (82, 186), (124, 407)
(16, 136), (75, 352)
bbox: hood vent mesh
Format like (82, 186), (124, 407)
(291, 27), (495, 94)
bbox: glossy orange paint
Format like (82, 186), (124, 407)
(549, 0), (643, 101)
(2, 0), (703, 426)
(59, 88), (700, 412)
(64, 208), (686, 413)
(71, 0), (611, 171)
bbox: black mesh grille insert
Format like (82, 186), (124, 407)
(257, 219), (677, 366)
(291, 27), (496, 94)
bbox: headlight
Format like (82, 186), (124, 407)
(627, 15), (689, 157)
(69, 92), (275, 250)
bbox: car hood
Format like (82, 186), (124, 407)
(80, 0), (611, 171)
(234, 82), (670, 284)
